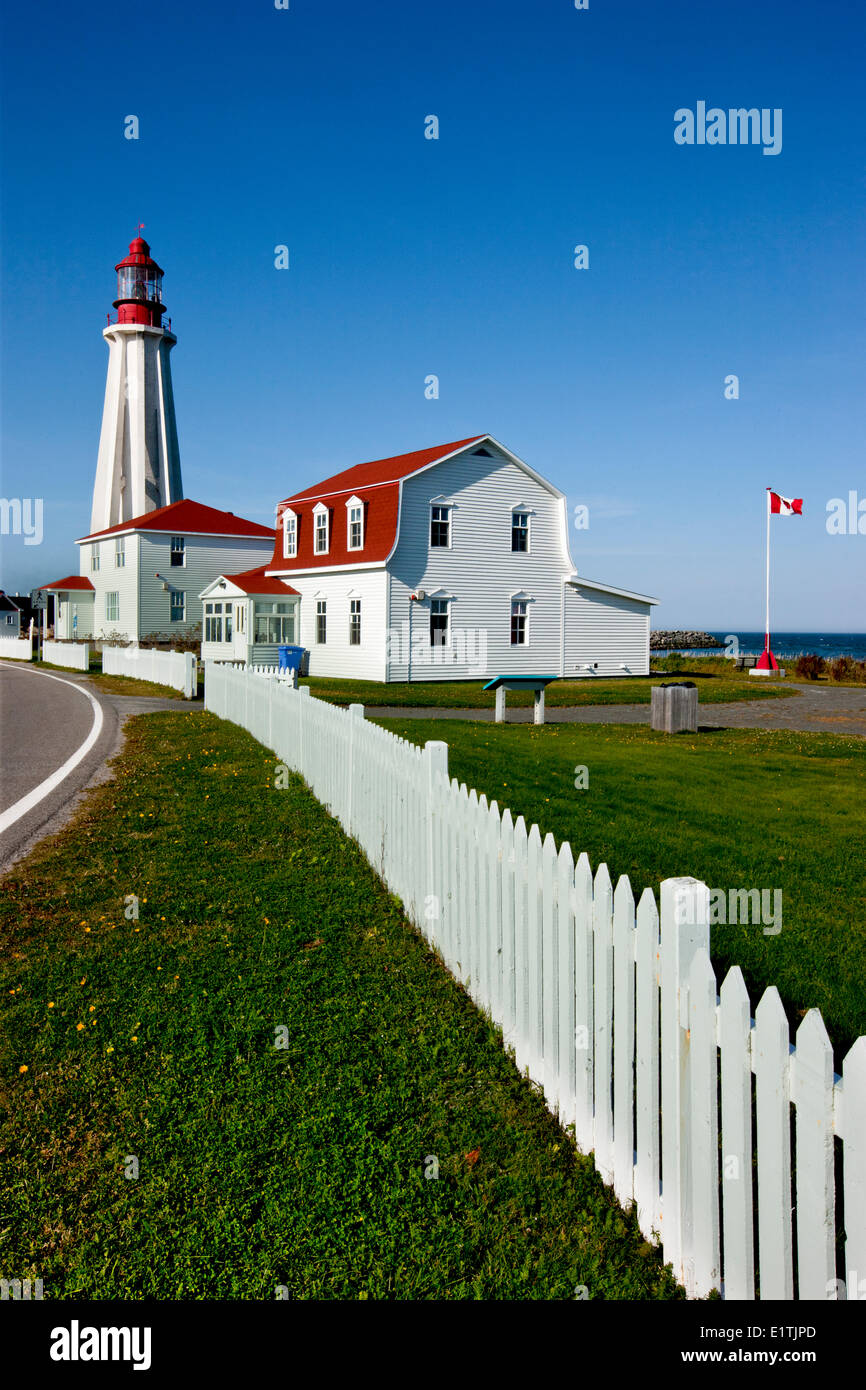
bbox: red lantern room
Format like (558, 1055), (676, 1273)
(113, 235), (166, 326)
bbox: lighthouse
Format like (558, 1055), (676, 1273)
(89, 234), (183, 533)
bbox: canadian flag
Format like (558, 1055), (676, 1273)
(769, 491), (803, 515)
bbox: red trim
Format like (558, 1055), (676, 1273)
(216, 567), (299, 596)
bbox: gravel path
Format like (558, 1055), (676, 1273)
(369, 683), (866, 736)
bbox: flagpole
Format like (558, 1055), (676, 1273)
(765, 487), (771, 654)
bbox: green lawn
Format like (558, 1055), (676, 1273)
(374, 718), (866, 1061)
(0, 712), (681, 1300)
(301, 658), (793, 710)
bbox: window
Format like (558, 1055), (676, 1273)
(237, 604), (245, 635)
(204, 601), (223, 643)
(512, 511), (530, 552)
(316, 599), (327, 644)
(6, 615), (13, 625)
(346, 497), (364, 549)
(115, 536), (125, 568)
(282, 510), (297, 558)
(105, 592), (119, 623)
(349, 598), (361, 646)
(430, 598), (450, 647)
(253, 600), (295, 644)
(170, 590), (186, 623)
(225, 606), (233, 641)
(430, 504), (451, 548)
(91, 545), (100, 572)
(170, 536), (185, 567)
(511, 599), (528, 646)
(314, 507), (329, 554)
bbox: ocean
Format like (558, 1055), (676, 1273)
(657, 633), (866, 661)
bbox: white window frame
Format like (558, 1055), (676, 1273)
(105, 591), (120, 623)
(170, 535), (186, 567)
(430, 597), (451, 648)
(510, 596), (530, 646)
(313, 503), (330, 555)
(511, 508), (531, 553)
(91, 545), (100, 573)
(316, 598), (327, 645)
(204, 601), (224, 643)
(115, 536), (125, 568)
(346, 495), (364, 550)
(430, 501), (452, 549)
(282, 508), (298, 558)
(349, 597), (361, 646)
(170, 590), (186, 623)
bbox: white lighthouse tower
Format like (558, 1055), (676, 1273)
(89, 234), (183, 533)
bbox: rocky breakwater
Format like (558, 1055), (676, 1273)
(650, 630), (723, 649)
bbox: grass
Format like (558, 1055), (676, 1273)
(301, 658), (794, 710)
(374, 718), (866, 1060)
(29, 659), (190, 699)
(0, 711), (681, 1300)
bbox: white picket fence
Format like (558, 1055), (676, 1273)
(103, 646), (197, 698)
(42, 640), (90, 672)
(0, 634), (33, 660)
(204, 662), (865, 1301)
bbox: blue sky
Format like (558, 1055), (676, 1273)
(1, 0), (864, 628)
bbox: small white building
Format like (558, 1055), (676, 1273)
(0, 591), (24, 637)
(207, 434), (658, 681)
(199, 567), (300, 666)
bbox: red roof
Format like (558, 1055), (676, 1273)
(219, 566), (299, 596)
(39, 576), (95, 592)
(78, 499), (274, 543)
(268, 436), (487, 572)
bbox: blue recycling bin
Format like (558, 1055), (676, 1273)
(278, 644), (307, 673)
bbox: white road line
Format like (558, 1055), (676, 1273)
(0, 664), (105, 834)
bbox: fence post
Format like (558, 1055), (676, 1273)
(423, 741), (449, 948)
(347, 703), (365, 839)
(659, 876), (710, 1289)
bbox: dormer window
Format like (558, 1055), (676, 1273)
(313, 503), (330, 554)
(346, 496), (364, 550)
(282, 508), (298, 558)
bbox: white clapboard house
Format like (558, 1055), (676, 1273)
(200, 435), (657, 681)
(41, 500), (274, 644)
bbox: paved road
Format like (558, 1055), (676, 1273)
(0, 662), (199, 874)
(368, 683), (866, 736)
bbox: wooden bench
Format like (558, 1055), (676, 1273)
(483, 674), (558, 725)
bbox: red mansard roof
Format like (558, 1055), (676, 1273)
(268, 436), (487, 572)
(39, 576), (96, 592)
(77, 499), (274, 544)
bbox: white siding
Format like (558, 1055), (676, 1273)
(76, 534), (140, 640)
(386, 445), (572, 681)
(137, 533), (272, 639)
(290, 569), (387, 682)
(564, 584), (651, 676)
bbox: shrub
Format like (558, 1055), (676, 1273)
(793, 653), (827, 680)
(828, 656), (865, 683)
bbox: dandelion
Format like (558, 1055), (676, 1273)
(76, 1023), (85, 1031)
(89, 1004), (96, 1012)
(19, 1064), (28, 1074)
(48, 1002), (55, 1009)
(106, 1045), (114, 1054)
(131, 1036), (138, 1043)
